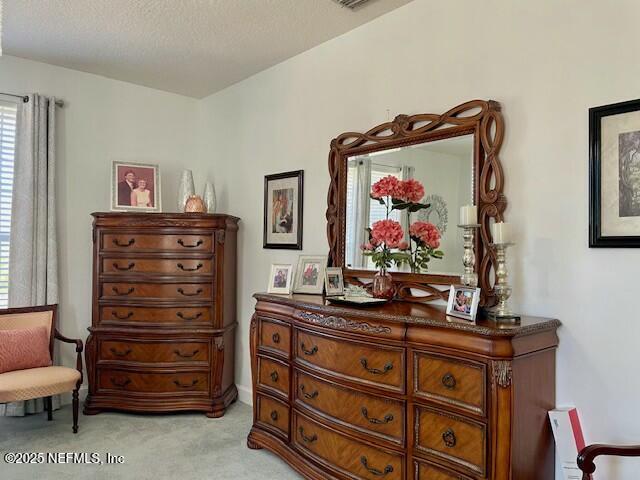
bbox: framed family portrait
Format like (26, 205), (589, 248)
(324, 267), (344, 296)
(293, 255), (327, 294)
(446, 285), (481, 321)
(590, 99), (640, 247)
(267, 264), (294, 295)
(263, 170), (303, 249)
(111, 161), (161, 212)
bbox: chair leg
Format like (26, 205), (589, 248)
(72, 389), (79, 434)
(45, 396), (52, 421)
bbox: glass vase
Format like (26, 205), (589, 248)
(372, 270), (394, 300)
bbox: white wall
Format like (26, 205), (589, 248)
(0, 55), (199, 370)
(196, 1), (640, 477)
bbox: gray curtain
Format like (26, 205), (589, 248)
(1, 94), (59, 417)
(347, 159), (371, 269)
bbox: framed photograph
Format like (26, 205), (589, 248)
(446, 285), (481, 321)
(293, 255), (327, 294)
(267, 264), (294, 295)
(111, 161), (161, 212)
(590, 98), (640, 247)
(324, 267), (344, 296)
(263, 170), (303, 249)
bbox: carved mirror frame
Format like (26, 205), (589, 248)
(326, 99), (506, 306)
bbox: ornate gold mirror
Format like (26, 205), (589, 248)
(326, 100), (505, 306)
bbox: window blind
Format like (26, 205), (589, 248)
(0, 100), (17, 308)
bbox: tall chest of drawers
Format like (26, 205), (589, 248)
(248, 293), (560, 480)
(84, 212), (239, 417)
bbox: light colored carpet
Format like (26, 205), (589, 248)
(0, 402), (301, 480)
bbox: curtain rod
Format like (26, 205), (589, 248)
(0, 92), (64, 107)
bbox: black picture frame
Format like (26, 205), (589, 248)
(590, 98), (640, 248)
(263, 170), (304, 249)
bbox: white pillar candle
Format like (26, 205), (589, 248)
(459, 205), (477, 225)
(492, 222), (511, 244)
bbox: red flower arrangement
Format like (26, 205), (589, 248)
(363, 176), (444, 273)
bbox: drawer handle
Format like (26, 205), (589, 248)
(177, 239), (203, 248)
(271, 332), (281, 344)
(360, 456), (394, 477)
(298, 427), (317, 444)
(113, 262), (135, 271)
(174, 349), (199, 359)
(270, 410), (279, 422)
(111, 311), (134, 320)
(300, 343), (318, 356)
(361, 407), (394, 425)
(299, 385), (319, 400)
(177, 312), (203, 321)
(112, 287), (134, 296)
(110, 377), (131, 388)
(442, 373), (457, 390)
(109, 347), (132, 357)
(442, 428), (457, 448)
(113, 238), (135, 247)
(270, 371), (279, 382)
(177, 263), (203, 272)
(174, 379), (199, 388)
(360, 358), (393, 375)
(177, 288), (203, 297)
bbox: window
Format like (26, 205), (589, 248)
(0, 100), (17, 308)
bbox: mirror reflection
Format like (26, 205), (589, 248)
(345, 135), (473, 275)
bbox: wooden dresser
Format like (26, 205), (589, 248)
(248, 293), (560, 480)
(84, 212), (239, 418)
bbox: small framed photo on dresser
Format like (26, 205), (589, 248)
(590, 98), (640, 247)
(446, 285), (481, 321)
(267, 264), (294, 295)
(111, 161), (161, 212)
(324, 267), (344, 296)
(263, 170), (303, 249)
(293, 255), (327, 294)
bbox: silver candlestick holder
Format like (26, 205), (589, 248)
(458, 224), (480, 288)
(487, 242), (520, 323)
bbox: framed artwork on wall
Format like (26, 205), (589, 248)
(590, 98), (640, 247)
(263, 170), (303, 249)
(111, 161), (161, 212)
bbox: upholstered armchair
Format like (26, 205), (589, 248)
(578, 444), (640, 479)
(0, 305), (83, 433)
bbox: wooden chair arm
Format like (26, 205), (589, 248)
(578, 443), (640, 478)
(54, 329), (84, 381)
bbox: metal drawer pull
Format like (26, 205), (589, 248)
(113, 238), (135, 247)
(270, 410), (279, 422)
(177, 312), (202, 321)
(113, 262), (135, 271)
(299, 385), (319, 400)
(177, 288), (203, 297)
(298, 427), (317, 444)
(269, 371), (279, 382)
(177, 239), (203, 248)
(111, 311), (134, 320)
(360, 358), (393, 375)
(271, 332), (281, 344)
(442, 428), (457, 448)
(112, 287), (134, 296)
(110, 377), (131, 388)
(177, 263), (203, 272)
(174, 349), (199, 358)
(360, 456), (394, 477)
(300, 343), (318, 356)
(442, 373), (457, 390)
(109, 348), (132, 357)
(173, 379), (199, 388)
(361, 407), (394, 425)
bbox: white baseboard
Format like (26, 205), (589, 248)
(236, 384), (253, 407)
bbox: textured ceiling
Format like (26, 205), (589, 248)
(2, 0), (413, 98)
